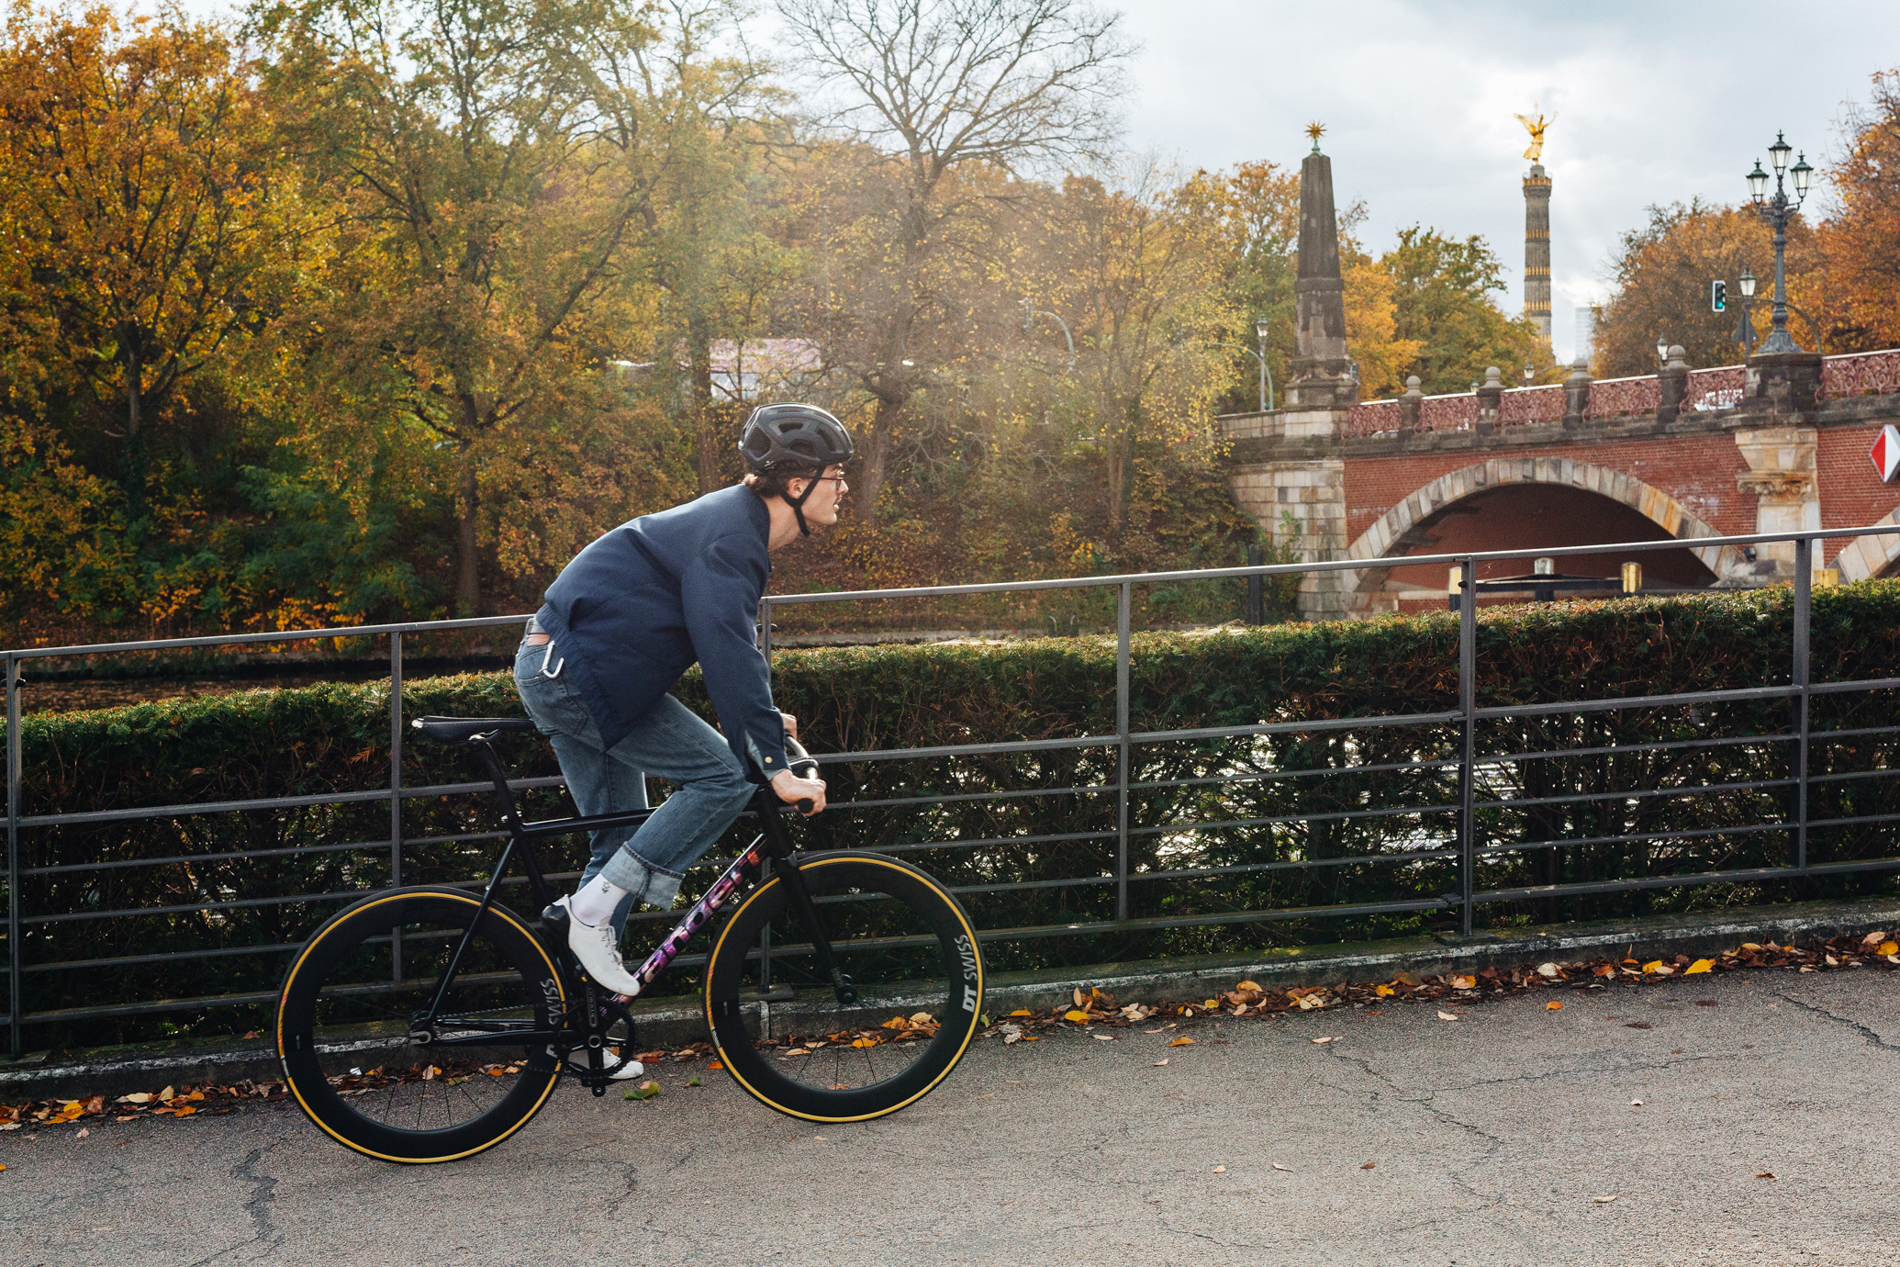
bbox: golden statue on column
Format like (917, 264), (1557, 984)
(1513, 107), (1554, 162)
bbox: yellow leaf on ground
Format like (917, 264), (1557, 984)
(910, 1012), (936, 1026)
(1202, 999), (1219, 1008)
(1374, 984), (1395, 997)
(881, 1016), (908, 1029)
(707, 1060), (723, 1070)
(1021, 1035), (1039, 1042)
(1741, 942), (1762, 951)
(173, 1105), (196, 1117)
(1880, 942), (1898, 956)
(1641, 961), (1666, 974)
(1008, 1009), (1032, 1017)
(1546, 1001), (1563, 1011)
(850, 1037), (881, 1049)
(1449, 975), (1476, 990)
(1169, 1036), (1194, 1047)
(1063, 1010), (1090, 1024)
(1685, 959), (1714, 974)
(1236, 980), (1262, 991)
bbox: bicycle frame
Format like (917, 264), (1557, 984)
(414, 733), (818, 1046)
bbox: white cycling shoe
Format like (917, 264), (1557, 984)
(569, 1048), (646, 1081)
(557, 894), (645, 996)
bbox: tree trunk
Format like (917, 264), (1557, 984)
(689, 319), (718, 494)
(455, 396), (482, 614)
(854, 401), (900, 525)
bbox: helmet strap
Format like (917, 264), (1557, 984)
(786, 473), (820, 537)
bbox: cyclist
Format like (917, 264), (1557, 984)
(515, 404), (850, 1011)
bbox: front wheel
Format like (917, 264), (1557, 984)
(705, 852), (983, 1122)
(277, 887), (566, 1164)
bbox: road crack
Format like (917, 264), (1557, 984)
(1772, 989), (1900, 1051)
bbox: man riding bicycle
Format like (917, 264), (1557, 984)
(514, 404), (851, 1009)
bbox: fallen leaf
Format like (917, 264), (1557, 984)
(850, 1037), (881, 1049)
(1449, 975), (1477, 990)
(1360, 1161), (1375, 1170)
(1626, 1021), (1652, 1030)
(623, 1080), (660, 1101)
(1169, 1037), (1194, 1047)
(1022, 1035), (1039, 1042)
(1294, 994), (1325, 1011)
(157, 1086), (174, 1103)
(1152, 1059), (1169, 1066)
(1546, 1001), (1564, 1011)
(1311, 1036), (1335, 1044)
(1202, 999), (1219, 1009)
(1756, 1171), (1775, 1179)
(1236, 980), (1262, 991)
(1374, 984), (1395, 997)
(1074, 988), (1087, 1009)
(242, 1031), (261, 1040)
(1684, 959), (1714, 974)
(1437, 1011), (1460, 1022)
(1630, 1099), (1644, 1106)
(1741, 942), (1763, 951)
(1594, 1194), (1618, 1204)
(1272, 1163), (1289, 1172)
(75, 1128), (88, 1139)
(1063, 1010), (1090, 1024)
(1008, 1009), (1032, 1017)
(1536, 963), (1561, 979)
(1092, 1033), (1115, 1042)
(1212, 1165), (1227, 1173)
(707, 1061), (723, 1070)
(173, 1106), (196, 1117)
(1881, 942), (1898, 956)
(117, 1093), (152, 1105)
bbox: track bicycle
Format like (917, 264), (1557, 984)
(275, 715), (984, 1164)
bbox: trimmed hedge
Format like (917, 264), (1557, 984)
(8, 583), (1900, 1048)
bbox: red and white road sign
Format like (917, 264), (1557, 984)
(1873, 424), (1900, 483)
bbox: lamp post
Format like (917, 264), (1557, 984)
(1747, 132), (1813, 355)
(1736, 267), (1759, 357)
(1020, 297), (1076, 374)
(1655, 336), (1669, 365)
(1208, 318), (1276, 412)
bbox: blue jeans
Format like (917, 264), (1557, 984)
(513, 638), (757, 935)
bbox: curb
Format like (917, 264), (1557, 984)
(6, 894), (1896, 1103)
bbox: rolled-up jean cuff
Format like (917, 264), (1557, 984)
(599, 848), (683, 911)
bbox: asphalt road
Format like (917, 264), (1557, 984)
(4, 965), (1896, 1267)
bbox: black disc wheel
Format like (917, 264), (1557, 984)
(705, 852), (983, 1122)
(277, 887), (566, 1164)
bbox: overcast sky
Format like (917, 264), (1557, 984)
(1115, 0), (1900, 363)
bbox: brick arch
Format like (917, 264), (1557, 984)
(1832, 511), (1900, 582)
(1341, 457), (1740, 601)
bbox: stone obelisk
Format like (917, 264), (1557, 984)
(1287, 136), (1356, 406)
(1523, 164), (1553, 344)
(1220, 124), (1355, 620)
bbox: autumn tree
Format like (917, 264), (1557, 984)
(776, 0), (1130, 523)
(1383, 227), (1547, 394)
(254, 0), (673, 613)
(0, 3), (314, 503)
(1811, 69), (1900, 352)
(1588, 200), (1816, 378)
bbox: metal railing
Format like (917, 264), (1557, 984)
(7, 525), (1900, 1055)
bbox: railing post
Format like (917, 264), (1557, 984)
(390, 631), (405, 982)
(1245, 544), (1264, 625)
(1457, 557), (1477, 937)
(6, 653), (21, 1057)
(1116, 582), (1131, 924)
(1793, 537), (1811, 870)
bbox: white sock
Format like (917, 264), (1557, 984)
(569, 875), (627, 928)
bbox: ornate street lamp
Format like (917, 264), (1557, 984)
(1655, 336), (1669, 364)
(1747, 132), (1811, 355)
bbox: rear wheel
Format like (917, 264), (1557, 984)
(277, 887), (565, 1164)
(704, 853), (983, 1122)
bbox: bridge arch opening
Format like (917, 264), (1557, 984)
(1345, 461), (1727, 613)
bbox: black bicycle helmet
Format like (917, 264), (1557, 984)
(739, 404), (855, 536)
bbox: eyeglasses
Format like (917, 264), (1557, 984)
(806, 474), (849, 486)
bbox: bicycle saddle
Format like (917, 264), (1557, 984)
(411, 715), (539, 743)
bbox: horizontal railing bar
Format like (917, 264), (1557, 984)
(949, 874), (1114, 896)
(22, 940), (305, 973)
(1131, 803), (1459, 837)
(1808, 676), (1900, 696)
(1471, 684), (1795, 721)
(1132, 755), (1461, 792)
(1475, 776), (1798, 813)
(1805, 767), (1900, 787)
(1472, 856), (1900, 905)
(850, 828), (1116, 856)
(815, 734), (1119, 764)
(1808, 723), (1900, 741)
(24, 888), (373, 926)
(15, 775), (565, 830)
(835, 783), (1115, 810)
(4, 614), (535, 661)
(1481, 820), (1787, 854)
(22, 837), (396, 877)
(1127, 850), (1459, 884)
(749, 522), (1900, 607)
(1486, 730), (1795, 764)
(1130, 713), (1461, 744)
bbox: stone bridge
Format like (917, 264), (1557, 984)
(1221, 145), (1900, 620)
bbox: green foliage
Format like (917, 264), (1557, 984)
(1384, 226), (1550, 393)
(12, 583), (1900, 1049)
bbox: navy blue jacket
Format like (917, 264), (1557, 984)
(535, 484), (788, 779)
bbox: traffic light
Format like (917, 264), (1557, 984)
(1711, 279), (1727, 312)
